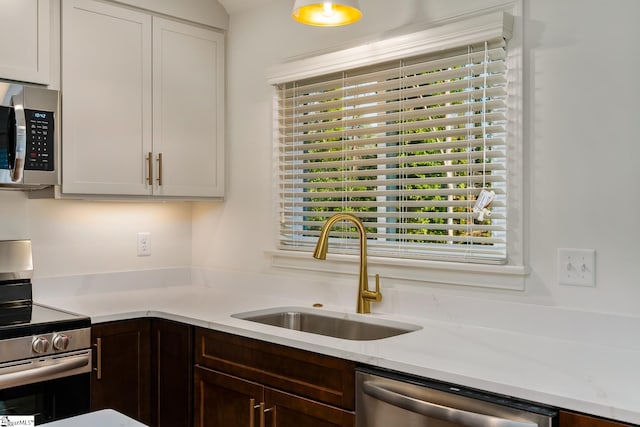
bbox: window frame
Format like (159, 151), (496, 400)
(267, 3), (527, 290)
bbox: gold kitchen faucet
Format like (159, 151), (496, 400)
(313, 213), (382, 314)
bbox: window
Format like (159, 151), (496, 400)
(268, 8), (525, 288)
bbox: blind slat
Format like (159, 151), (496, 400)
(284, 62), (506, 107)
(280, 87), (507, 119)
(283, 74), (507, 114)
(288, 108), (506, 135)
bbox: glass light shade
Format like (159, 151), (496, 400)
(292, 0), (362, 27)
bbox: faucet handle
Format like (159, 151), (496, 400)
(373, 274), (382, 301)
(363, 274), (382, 302)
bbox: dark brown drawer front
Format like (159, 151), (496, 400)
(559, 411), (636, 427)
(195, 328), (355, 410)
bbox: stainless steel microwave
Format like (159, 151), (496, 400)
(0, 82), (59, 189)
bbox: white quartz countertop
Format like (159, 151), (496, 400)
(36, 277), (640, 425)
(42, 409), (146, 426)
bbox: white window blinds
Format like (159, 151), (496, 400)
(275, 31), (511, 264)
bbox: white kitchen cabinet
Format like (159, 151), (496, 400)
(152, 18), (224, 198)
(61, 0), (224, 198)
(61, 0), (152, 195)
(0, 0), (51, 85)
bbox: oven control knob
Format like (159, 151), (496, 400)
(53, 333), (70, 351)
(32, 336), (51, 354)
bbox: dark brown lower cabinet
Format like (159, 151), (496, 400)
(264, 387), (355, 427)
(559, 411), (635, 427)
(91, 319), (152, 424)
(91, 318), (193, 427)
(152, 318), (194, 427)
(194, 366), (354, 427)
(194, 328), (355, 427)
(194, 366), (263, 427)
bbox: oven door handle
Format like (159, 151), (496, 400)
(362, 381), (537, 427)
(0, 351), (91, 390)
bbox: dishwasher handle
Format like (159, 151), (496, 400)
(362, 381), (537, 427)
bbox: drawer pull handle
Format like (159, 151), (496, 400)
(93, 338), (102, 380)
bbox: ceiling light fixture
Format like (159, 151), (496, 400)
(292, 0), (362, 27)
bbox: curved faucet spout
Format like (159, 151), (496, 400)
(313, 213), (382, 314)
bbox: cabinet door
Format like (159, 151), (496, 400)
(0, 0), (50, 84)
(151, 319), (193, 427)
(194, 366), (263, 427)
(152, 17), (225, 198)
(559, 411), (633, 427)
(91, 319), (151, 425)
(195, 328), (355, 410)
(265, 388), (355, 427)
(61, 0), (152, 195)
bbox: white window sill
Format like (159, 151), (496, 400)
(267, 249), (529, 291)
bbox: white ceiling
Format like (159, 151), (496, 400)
(218, 0), (272, 15)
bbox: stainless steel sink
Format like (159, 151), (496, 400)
(231, 307), (421, 341)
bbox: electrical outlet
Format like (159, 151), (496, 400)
(557, 248), (595, 286)
(137, 232), (151, 257)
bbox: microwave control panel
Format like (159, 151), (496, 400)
(25, 109), (55, 171)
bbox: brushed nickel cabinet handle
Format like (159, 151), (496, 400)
(93, 338), (102, 380)
(146, 152), (153, 185)
(156, 152), (163, 186)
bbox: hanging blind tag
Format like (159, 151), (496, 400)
(473, 189), (495, 221)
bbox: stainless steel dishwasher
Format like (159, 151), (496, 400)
(356, 368), (557, 427)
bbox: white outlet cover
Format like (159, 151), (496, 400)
(137, 232), (151, 257)
(557, 248), (595, 287)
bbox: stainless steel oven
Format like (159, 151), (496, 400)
(0, 82), (60, 189)
(0, 240), (91, 424)
(357, 367), (557, 427)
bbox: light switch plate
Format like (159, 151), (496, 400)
(557, 248), (595, 286)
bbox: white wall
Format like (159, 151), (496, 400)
(0, 192), (192, 278)
(192, 0), (640, 316)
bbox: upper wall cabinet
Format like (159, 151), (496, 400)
(0, 0), (51, 85)
(152, 18), (225, 198)
(61, 0), (225, 199)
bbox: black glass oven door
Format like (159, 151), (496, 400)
(0, 373), (89, 424)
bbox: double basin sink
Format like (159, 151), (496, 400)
(232, 306), (421, 341)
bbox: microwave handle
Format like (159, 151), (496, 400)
(10, 91), (27, 183)
(362, 381), (537, 427)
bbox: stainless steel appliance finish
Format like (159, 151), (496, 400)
(0, 240), (33, 281)
(0, 82), (60, 189)
(232, 306), (421, 340)
(0, 348), (91, 390)
(0, 240), (91, 423)
(356, 368), (556, 427)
